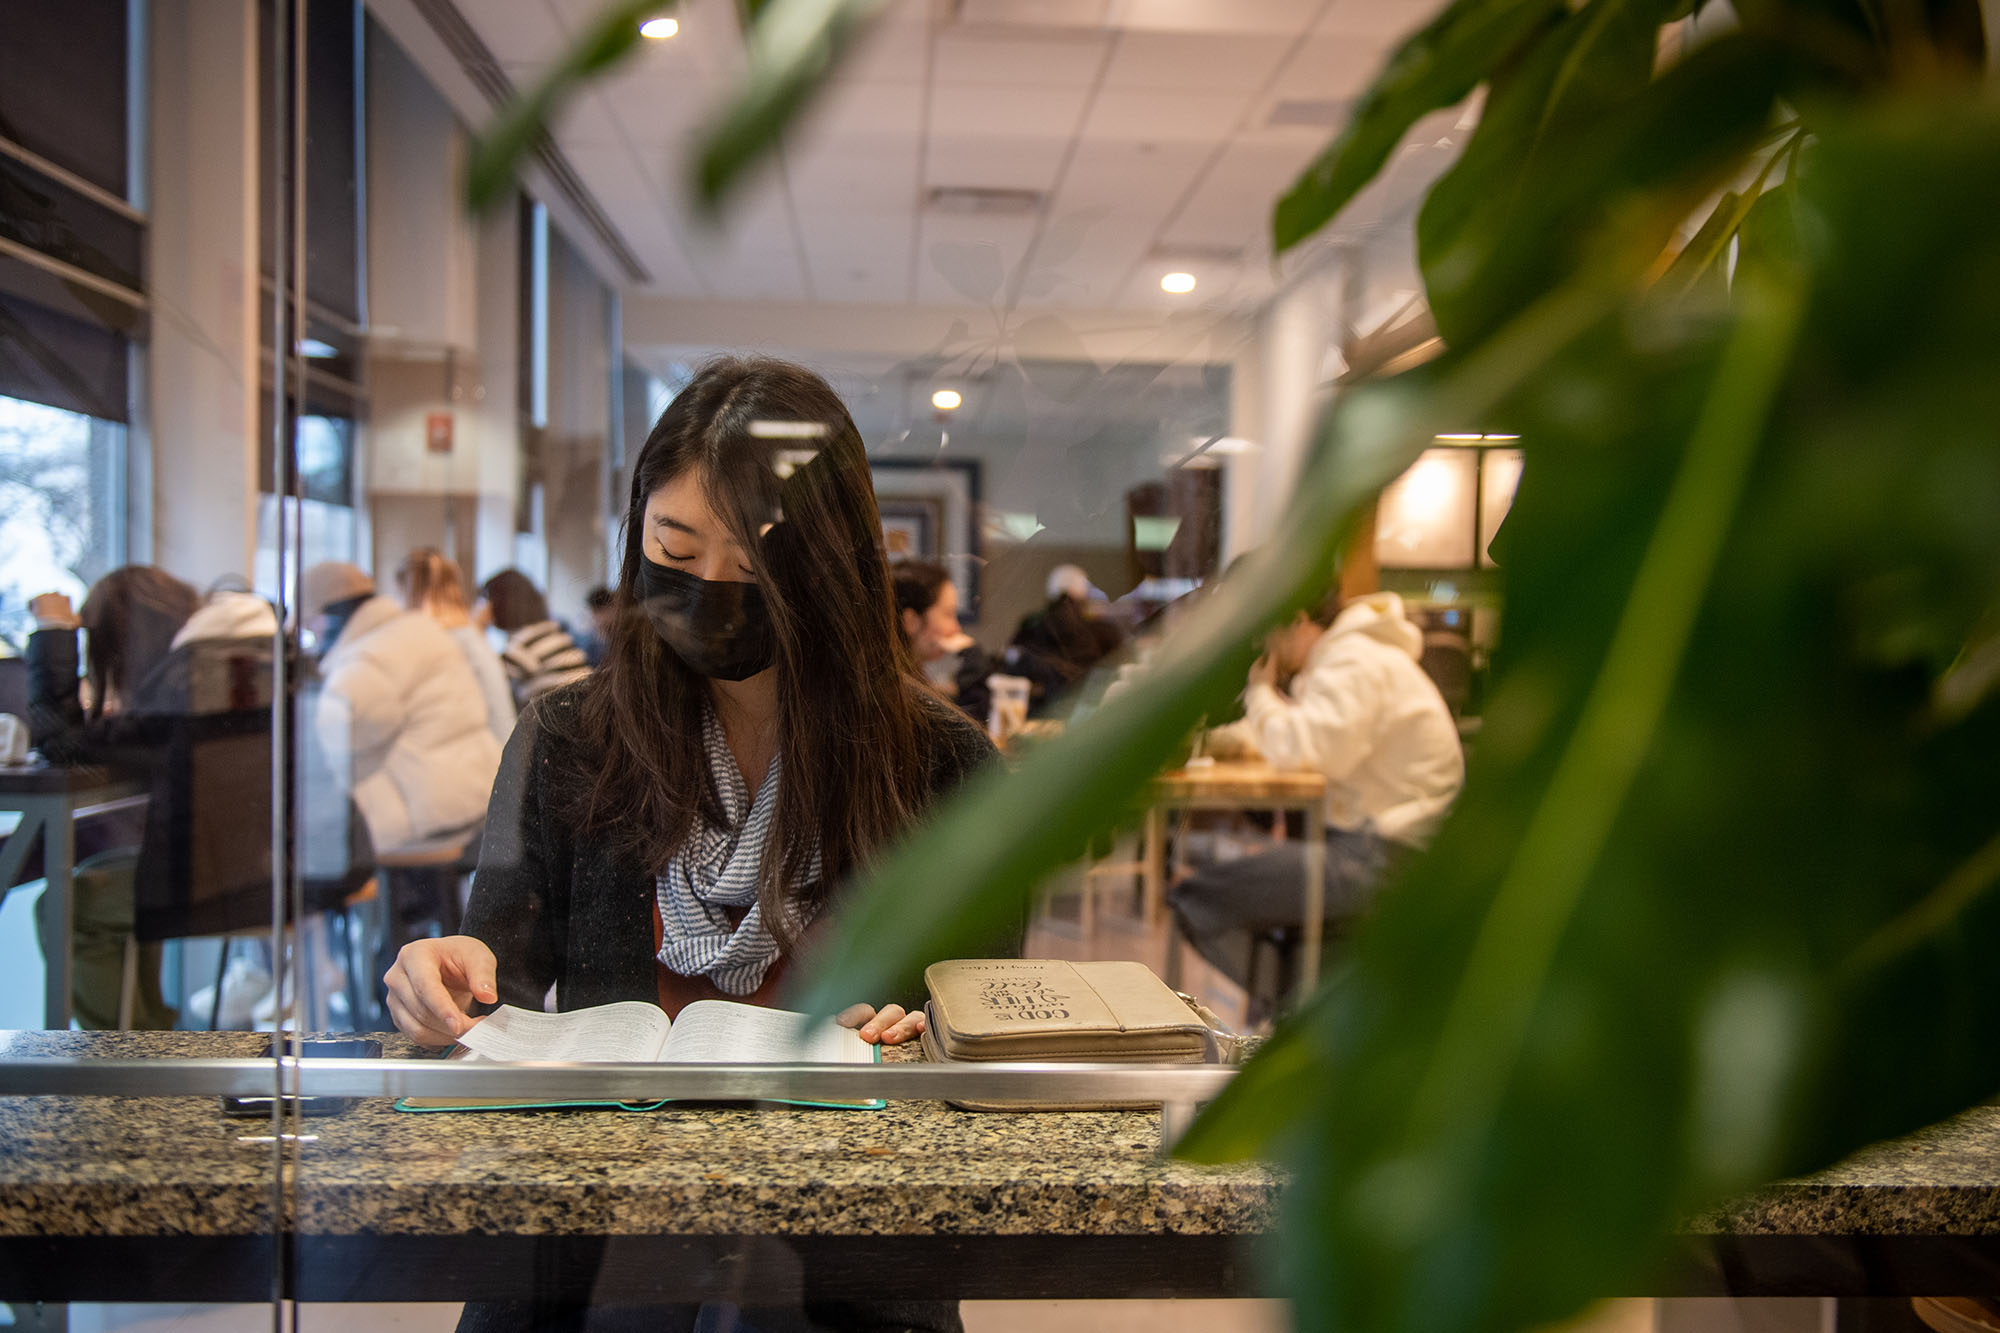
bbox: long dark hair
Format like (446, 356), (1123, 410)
(78, 566), (201, 718)
(890, 558), (951, 649)
(573, 357), (931, 946)
(480, 569), (549, 631)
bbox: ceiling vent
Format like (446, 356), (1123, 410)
(926, 186), (1047, 216)
(1267, 98), (1350, 129)
(1148, 243), (1246, 266)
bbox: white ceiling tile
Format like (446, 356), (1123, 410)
(789, 147), (921, 214)
(924, 135), (1071, 192)
(836, 2), (932, 84)
(789, 80), (927, 158)
(1316, 0), (1442, 41)
(1114, 0), (1325, 35)
(928, 82), (1094, 138)
(932, 31), (1112, 86)
(1050, 139), (1211, 212)
(799, 223), (916, 303)
(459, 0), (568, 65)
(1272, 34), (1390, 99)
(1100, 32), (1292, 91)
(594, 67), (725, 145)
(1019, 227), (1154, 307)
(1080, 89), (1250, 143)
(546, 90), (627, 146)
(1162, 141), (1318, 246)
(599, 210), (709, 298)
(912, 214), (1039, 306)
(956, 0), (1115, 26)
(677, 220), (811, 301)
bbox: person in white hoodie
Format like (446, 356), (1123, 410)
(1169, 589), (1465, 1017)
(394, 547), (516, 746)
(301, 563), (502, 859)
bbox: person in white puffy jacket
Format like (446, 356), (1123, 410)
(300, 562), (503, 858)
(1169, 589), (1464, 1018)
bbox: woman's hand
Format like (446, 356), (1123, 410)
(29, 593), (79, 630)
(837, 1003), (926, 1046)
(1245, 652), (1278, 691)
(383, 935), (499, 1046)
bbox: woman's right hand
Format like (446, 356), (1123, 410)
(29, 593), (79, 630)
(383, 935), (499, 1046)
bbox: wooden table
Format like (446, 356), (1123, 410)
(1144, 762), (1329, 993)
(0, 765), (147, 1028)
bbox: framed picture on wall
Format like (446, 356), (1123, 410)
(869, 457), (982, 623)
(878, 499), (940, 560)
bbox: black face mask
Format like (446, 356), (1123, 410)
(635, 557), (776, 681)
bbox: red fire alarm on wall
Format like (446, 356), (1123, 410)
(426, 412), (454, 454)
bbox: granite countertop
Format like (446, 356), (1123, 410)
(0, 1030), (1280, 1240)
(1688, 1103), (2000, 1236)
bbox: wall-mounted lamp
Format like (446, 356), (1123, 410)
(1375, 444), (1524, 570)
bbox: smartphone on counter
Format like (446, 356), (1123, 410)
(220, 1037), (382, 1117)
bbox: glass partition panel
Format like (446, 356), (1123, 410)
(0, 0), (297, 1325)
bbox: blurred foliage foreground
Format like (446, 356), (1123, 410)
(479, 0), (2000, 1327)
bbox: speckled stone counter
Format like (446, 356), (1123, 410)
(0, 1030), (1277, 1240)
(0, 1029), (1282, 1302)
(13, 1032), (1999, 1302)
(1687, 1105), (2000, 1237)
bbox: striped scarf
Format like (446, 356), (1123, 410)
(654, 708), (817, 995)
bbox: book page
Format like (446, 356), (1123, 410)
(660, 1000), (874, 1065)
(457, 1002), (672, 1064)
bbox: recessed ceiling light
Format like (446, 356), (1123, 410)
(1483, 433), (1521, 441)
(1161, 272), (1196, 294)
(1435, 433), (1484, 441)
(639, 15), (678, 39)
(931, 389), (962, 411)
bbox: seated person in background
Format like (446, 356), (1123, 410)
(576, 584), (615, 667)
(1171, 589), (1465, 1020)
(301, 561), (501, 859)
(476, 569), (592, 706)
(890, 557), (994, 726)
(23, 568), (279, 1029)
(1003, 563), (1125, 716)
(396, 547), (516, 745)
(386, 359), (1013, 1333)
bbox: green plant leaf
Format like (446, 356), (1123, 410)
(1418, 0), (1686, 300)
(1422, 34), (1790, 345)
(1192, 99), (2000, 1333)
(463, 1), (664, 214)
(1271, 0), (1570, 255)
(692, 0), (887, 210)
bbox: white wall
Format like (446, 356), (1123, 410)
(365, 24), (478, 356)
(145, 0), (261, 588)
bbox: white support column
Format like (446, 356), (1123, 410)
(145, 0), (261, 588)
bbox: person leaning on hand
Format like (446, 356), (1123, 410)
(1171, 589), (1465, 1022)
(385, 358), (1017, 1056)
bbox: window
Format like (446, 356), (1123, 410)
(0, 394), (122, 651)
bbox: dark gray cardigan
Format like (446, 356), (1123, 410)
(462, 681), (1013, 1015)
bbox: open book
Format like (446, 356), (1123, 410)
(395, 999), (882, 1112)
